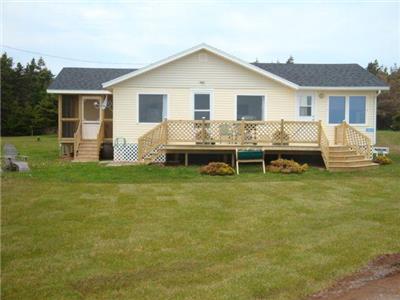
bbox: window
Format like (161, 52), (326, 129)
(236, 95), (264, 120)
(329, 96), (346, 124)
(193, 93), (211, 120)
(83, 99), (100, 121)
(299, 95), (313, 118)
(138, 94), (167, 123)
(349, 96), (366, 124)
(104, 96), (113, 120)
(62, 95), (79, 118)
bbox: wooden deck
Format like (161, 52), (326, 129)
(137, 119), (374, 171)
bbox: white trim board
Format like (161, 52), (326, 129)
(47, 89), (112, 95)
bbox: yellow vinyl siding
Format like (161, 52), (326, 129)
(112, 49), (376, 144)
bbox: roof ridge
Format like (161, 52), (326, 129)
(252, 62), (361, 66)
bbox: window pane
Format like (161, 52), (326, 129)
(349, 96), (366, 124)
(139, 94), (165, 123)
(194, 94), (210, 110)
(329, 96), (346, 124)
(300, 107), (312, 117)
(84, 99), (100, 121)
(194, 111), (210, 120)
(237, 96), (263, 120)
(104, 97), (113, 119)
(307, 96), (312, 106)
(62, 95), (79, 118)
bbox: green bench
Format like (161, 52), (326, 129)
(235, 149), (265, 174)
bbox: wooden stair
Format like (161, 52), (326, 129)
(328, 145), (378, 171)
(74, 140), (99, 162)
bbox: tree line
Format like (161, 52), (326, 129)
(1, 53), (56, 136)
(0, 54), (399, 136)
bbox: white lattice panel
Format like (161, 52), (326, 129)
(114, 143), (166, 163)
(114, 143), (138, 162)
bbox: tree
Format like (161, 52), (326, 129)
(286, 55), (294, 64)
(368, 59), (400, 130)
(1, 53), (56, 136)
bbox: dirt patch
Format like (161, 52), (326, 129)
(309, 253), (400, 300)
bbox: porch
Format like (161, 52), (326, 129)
(57, 94), (113, 160)
(137, 119), (375, 171)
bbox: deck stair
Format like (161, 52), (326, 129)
(74, 140), (99, 162)
(327, 145), (377, 171)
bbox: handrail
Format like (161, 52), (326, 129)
(96, 120), (105, 158)
(73, 120), (82, 159)
(338, 121), (372, 159)
(137, 120), (167, 162)
(319, 125), (330, 169)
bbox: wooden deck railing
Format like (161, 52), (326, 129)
(137, 119), (322, 162)
(319, 125), (330, 169)
(137, 120), (168, 161)
(335, 121), (372, 159)
(165, 119), (321, 145)
(73, 120), (82, 159)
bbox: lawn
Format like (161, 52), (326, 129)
(1, 132), (400, 299)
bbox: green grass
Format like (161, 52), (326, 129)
(2, 132), (400, 299)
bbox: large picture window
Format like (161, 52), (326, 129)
(236, 95), (264, 121)
(329, 96), (346, 124)
(138, 94), (167, 123)
(328, 95), (367, 125)
(193, 93), (211, 120)
(349, 96), (366, 124)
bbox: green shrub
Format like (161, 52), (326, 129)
(267, 159), (309, 174)
(199, 162), (235, 176)
(373, 156), (393, 165)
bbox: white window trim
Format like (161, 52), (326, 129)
(82, 95), (102, 123)
(136, 92), (169, 124)
(296, 92), (316, 120)
(234, 94), (267, 121)
(191, 90), (214, 120)
(327, 95), (367, 126)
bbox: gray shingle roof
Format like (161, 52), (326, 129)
(252, 63), (388, 87)
(48, 63), (388, 91)
(48, 67), (136, 90)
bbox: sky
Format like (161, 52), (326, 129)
(2, 0), (400, 75)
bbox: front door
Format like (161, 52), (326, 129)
(82, 97), (101, 139)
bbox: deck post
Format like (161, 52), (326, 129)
(240, 117), (245, 145)
(318, 120), (322, 146)
(201, 117), (206, 144)
(58, 95), (62, 142)
(163, 118), (168, 144)
(280, 119), (284, 145)
(184, 152), (189, 166)
(342, 120), (347, 145)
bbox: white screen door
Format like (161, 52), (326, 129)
(82, 98), (100, 139)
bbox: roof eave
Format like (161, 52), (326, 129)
(102, 43), (299, 90)
(47, 89), (112, 94)
(298, 86), (390, 91)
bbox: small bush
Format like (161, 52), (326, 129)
(199, 162), (235, 176)
(267, 159), (309, 174)
(373, 156), (392, 165)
